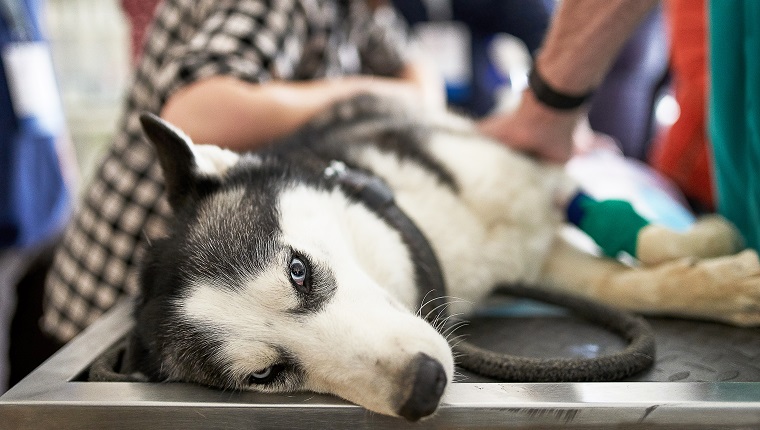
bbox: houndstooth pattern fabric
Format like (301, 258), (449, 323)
(43, 0), (411, 342)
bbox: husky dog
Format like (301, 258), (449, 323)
(131, 95), (760, 421)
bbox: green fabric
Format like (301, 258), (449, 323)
(577, 197), (650, 258)
(709, 0), (760, 251)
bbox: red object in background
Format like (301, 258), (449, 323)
(120, 0), (162, 64)
(649, 0), (714, 210)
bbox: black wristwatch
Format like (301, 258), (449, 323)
(528, 67), (594, 110)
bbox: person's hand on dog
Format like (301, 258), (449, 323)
(477, 89), (620, 164)
(477, 90), (581, 164)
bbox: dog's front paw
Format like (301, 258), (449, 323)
(638, 215), (744, 266)
(712, 249), (760, 327)
(690, 249), (760, 326)
(690, 215), (744, 255)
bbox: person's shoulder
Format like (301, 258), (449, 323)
(158, 0), (242, 22)
(190, 0), (304, 18)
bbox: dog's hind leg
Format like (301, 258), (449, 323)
(539, 237), (760, 326)
(636, 215), (744, 265)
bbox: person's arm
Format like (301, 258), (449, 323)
(160, 62), (441, 152)
(478, 0), (658, 163)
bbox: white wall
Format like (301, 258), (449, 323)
(44, 0), (131, 187)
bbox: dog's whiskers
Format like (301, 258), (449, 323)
(446, 335), (470, 350)
(451, 353), (465, 367)
(417, 294), (472, 319)
(452, 371), (469, 383)
(434, 311), (465, 330)
(431, 311), (465, 334)
(441, 321), (469, 339)
(422, 295), (470, 323)
(417, 296), (449, 319)
(415, 290), (438, 318)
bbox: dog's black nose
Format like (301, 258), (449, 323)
(397, 353), (447, 421)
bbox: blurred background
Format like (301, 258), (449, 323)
(46, 0), (130, 186)
(0, 0), (132, 394)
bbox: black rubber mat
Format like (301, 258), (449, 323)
(455, 299), (760, 383)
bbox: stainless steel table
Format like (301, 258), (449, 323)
(3, 300), (760, 429)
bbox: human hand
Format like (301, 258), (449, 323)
(477, 90), (580, 163)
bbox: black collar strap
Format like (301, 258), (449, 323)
(323, 161), (448, 325)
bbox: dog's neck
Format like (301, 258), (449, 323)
(323, 160), (448, 324)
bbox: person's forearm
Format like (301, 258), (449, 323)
(160, 76), (367, 151)
(536, 0), (658, 94)
(160, 61), (442, 151)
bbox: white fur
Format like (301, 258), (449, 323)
(191, 144), (242, 176)
(278, 185), (419, 309)
(348, 117), (565, 315)
(179, 269), (293, 377)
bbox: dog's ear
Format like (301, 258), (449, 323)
(139, 113), (239, 209)
(140, 112), (196, 208)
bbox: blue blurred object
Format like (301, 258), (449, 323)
(392, 0), (555, 116)
(452, 0), (554, 116)
(566, 149), (695, 233)
(0, 0), (70, 248)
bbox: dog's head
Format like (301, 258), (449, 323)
(131, 113), (454, 420)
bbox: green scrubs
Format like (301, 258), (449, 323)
(709, 0), (760, 251)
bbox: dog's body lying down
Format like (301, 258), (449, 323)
(132, 95), (759, 421)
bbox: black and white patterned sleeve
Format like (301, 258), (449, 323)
(353, 4), (412, 77)
(152, 0), (307, 105)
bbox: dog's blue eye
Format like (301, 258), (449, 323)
(252, 367), (271, 379)
(248, 366), (280, 385)
(289, 256), (310, 292)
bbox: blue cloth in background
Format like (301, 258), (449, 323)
(392, 0), (555, 116)
(392, 0), (554, 53)
(0, 0), (70, 249)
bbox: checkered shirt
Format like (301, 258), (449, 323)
(43, 0), (411, 342)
